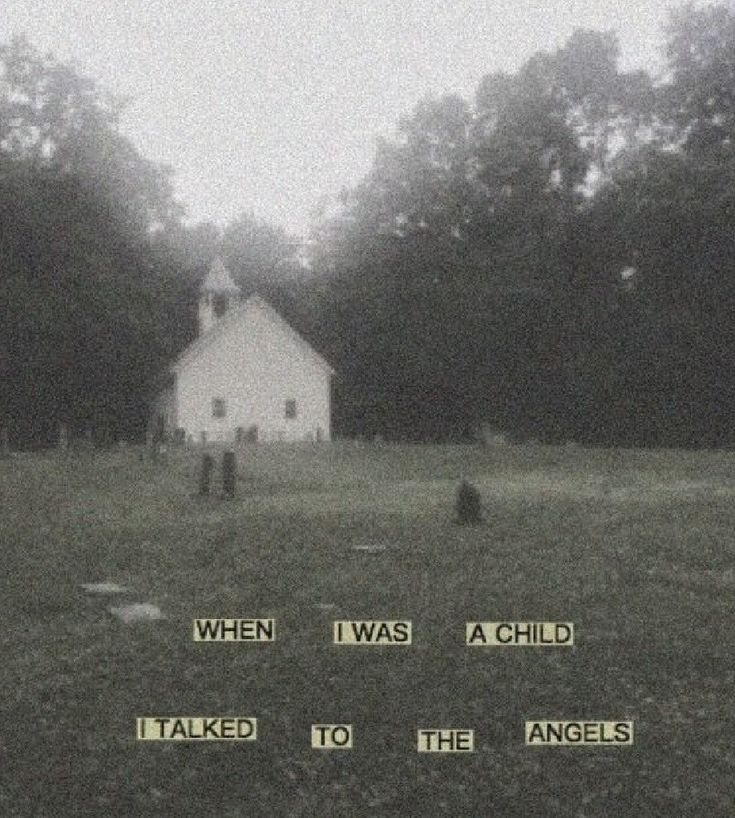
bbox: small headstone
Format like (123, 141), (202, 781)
(198, 453), (214, 496)
(351, 543), (388, 552)
(222, 451), (236, 498)
(81, 582), (129, 594)
(456, 480), (482, 525)
(58, 422), (69, 451)
(0, 427), (9, 458)
(109, 603), (164, 623)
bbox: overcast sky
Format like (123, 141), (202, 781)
(3, 0), (696, 237)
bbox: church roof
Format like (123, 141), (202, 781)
(171, 294), (335, 376)
(200, 257), (242, 294)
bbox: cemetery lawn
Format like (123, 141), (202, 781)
(2, 442), (734, 816)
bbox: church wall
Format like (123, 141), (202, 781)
(175, 302), (331, 443)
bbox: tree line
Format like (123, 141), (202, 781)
(1, 2), (734, 448)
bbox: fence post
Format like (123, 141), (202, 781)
(222, 451), (236, 499)
(198, 453), (214, 496)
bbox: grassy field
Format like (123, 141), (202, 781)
(2, 441), (734, 816)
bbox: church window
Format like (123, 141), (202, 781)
(213, 294), (227, 317)
(285, 399), (297, 419)
(212, 398), (226, 418)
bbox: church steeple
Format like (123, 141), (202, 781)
(198, 257), (241, 335)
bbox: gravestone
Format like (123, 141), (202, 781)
(198, 453), (214, 496)
(109, 603), (164, 623)
(0, 427), (9, 458)
(456, 480), (482, 525)
(222, 451), (236, 499)
(81, 582), (129, 594)
(351, 542), (389, 552)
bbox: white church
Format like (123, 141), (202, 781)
(152, 258), (333, 444)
